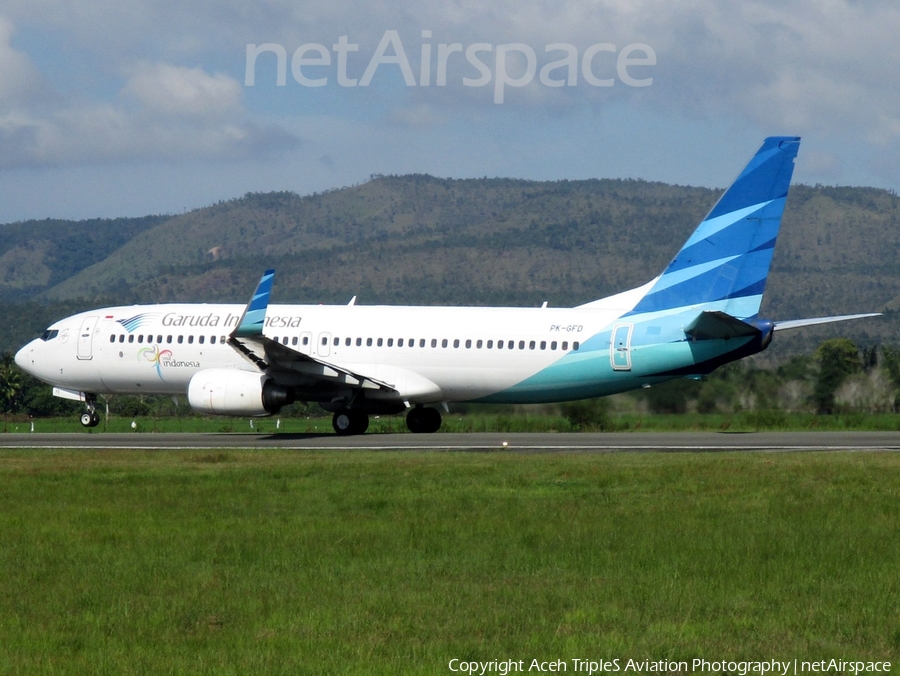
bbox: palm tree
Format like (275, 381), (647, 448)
(0, 351), (23, 432)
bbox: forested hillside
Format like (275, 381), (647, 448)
(0, 215), (167, 303)
(1, 176), (897, 356)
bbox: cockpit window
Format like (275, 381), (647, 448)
(40, 329), (59, 341)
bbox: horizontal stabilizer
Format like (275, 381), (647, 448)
(773, 313), (881, 332)
(684, 311), (760, 340)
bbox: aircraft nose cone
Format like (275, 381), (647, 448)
(14, 344), (32, 374)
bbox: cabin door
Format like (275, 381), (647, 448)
(77, 316), (99, 360)
(610, 323), (633, 371)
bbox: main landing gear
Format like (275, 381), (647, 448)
(406, 406), (442, 434)
(332, 409), (369, 436)
(330, 406), (443, 435)
(80, 395), (100, 428)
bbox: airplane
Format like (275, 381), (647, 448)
(15, 136), (880, 434)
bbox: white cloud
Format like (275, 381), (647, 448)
(5, 102), (294, 165)
(635, 1), (900, 142)
(122, 63), (243, 118)
(9, 1), (896, 136)
(0, 100), (297, 168)
(0, 14), (297, 169)
(0, 17), (50, 110)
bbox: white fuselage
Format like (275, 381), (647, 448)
(16, 296), (647, 406)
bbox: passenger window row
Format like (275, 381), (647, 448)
(109, 332), (582, 352)
(109, 334), (226, 345)
(272, 335), (581, 351)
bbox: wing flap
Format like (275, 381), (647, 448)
(237, 335), (396, 392)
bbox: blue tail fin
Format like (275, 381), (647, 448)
(628, 136), (800, 320)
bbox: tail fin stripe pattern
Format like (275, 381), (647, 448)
(667, 200), (782, 273)
(647, 254), (742, 294)
(678, 200), (773, 253)
(630, 250), (774, 314)
(627, 137), (800, 320)
(730, 277), (768, 300)
(705, 148), (789, 220)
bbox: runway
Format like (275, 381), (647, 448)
(1, 431), (899, 452)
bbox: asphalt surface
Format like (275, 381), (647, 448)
(1, 431), (898, 451)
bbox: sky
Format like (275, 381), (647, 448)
(1, 0), (899, 223)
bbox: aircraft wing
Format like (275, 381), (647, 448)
(231, 333), (395, 392)
(227, 270), (395, 394)
(773, 313), (882, 331)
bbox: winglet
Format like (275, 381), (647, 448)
(232, 269), (275, 338)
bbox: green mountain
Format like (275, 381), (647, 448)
(1, 176), (898, 355)
(0, 215), (166, 303)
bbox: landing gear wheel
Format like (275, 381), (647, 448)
(79, 394), (100, 428)
(406, 408), (424, 433)
(80, 411), (100, 428)
(332, 410), (353, 435)
(332, 409), (369, 435)
(406, 406), (442, 433)
(350, 410), (369, 435)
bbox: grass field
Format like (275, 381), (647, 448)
(0, 449), (898, 674)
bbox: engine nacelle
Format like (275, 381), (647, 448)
(187, 368), (293, 417)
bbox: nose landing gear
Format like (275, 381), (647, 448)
(80, 411), (100, 427)
(80, 395), (101, 428)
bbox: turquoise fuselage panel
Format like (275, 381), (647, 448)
(474, 334), (755, 404)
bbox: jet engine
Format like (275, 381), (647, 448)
(187, 368), (293, 416)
